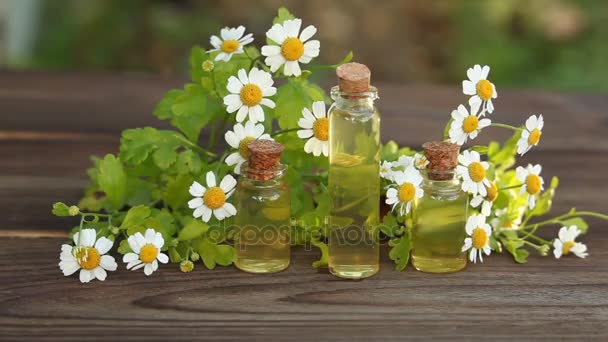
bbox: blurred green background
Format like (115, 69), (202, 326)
(1, 0), (606, 92)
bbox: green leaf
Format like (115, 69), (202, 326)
(380, 141), (400, 161)
(559, 217), (589, 233)
(189, 46), (208, 83)
(120, 128), (182, 168)
(272, 7), (296, 25)
(194, 237), (236, 269)
(274, 79), (326, 130)
(168, 246), (182, 263)
(504, 239), (529, 263)
(311, 239), (329, 268)
(52, 202), (79, 217)
(120, 205), (151, 229)
(171, 83), (217, 142)
(178, 219), (209, 241)
(389, 231), (412, 271)
(163, 174), (194, 211)
(380, 214), (400, 238)
(97, 154), (127, 211)
(174, 150), (203, 174)
(470, 145), (489, 154)
(489, 131), (520, 170)
(118, 239), (132, 254)
(153, 89), (182, 120)
(336, 51), (353, 66)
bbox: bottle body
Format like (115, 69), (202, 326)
(234, 164), (290, 273)
(412, 172), (467, 273)
(328, 86), (381, 279)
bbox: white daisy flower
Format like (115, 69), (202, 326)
(461, 214), (493, 263)
(517, 114), (544, 155)
(224, 121), (273, 174)
(491, 207), (524, 232)
(462, 64), (498, 114)
(224, 67), (276, 123)
(188, 171), (237, 222)
(516, 164), (545, 209)
(413, 153), (429, 170)
(470, 181), (498, 216)
(379, 160), (394, 180)
(261, 18), (320, 77)
(456, 150), (491, 197)
(393, 155), (414, 170)
(123, 228), (168, 276)
(553, 225), (588, 259)
(297, 101), (329, 157)
(208, 25), (254, 62)
(449, 102), (491, 145)
(59, 228), (117, 283)
(385, 166), (424, 216)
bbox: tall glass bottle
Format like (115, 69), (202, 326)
(234, 140), (290, 273)
(328, 63), (381, 279)
(412, 141), (467, 273)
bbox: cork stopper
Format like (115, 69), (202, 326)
(337, 62), (371, 93)
(422, 141), (460, 181)
(246, 140), (284, 181)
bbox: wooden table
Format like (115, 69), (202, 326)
(1, 71), (607, 341)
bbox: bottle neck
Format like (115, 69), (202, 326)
(422, 170), (462, 198)
(240, 162), (286, 183)
(330, 85), (378, 112)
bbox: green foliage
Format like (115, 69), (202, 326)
(97, 154), (127, 211)
(274, 78), (326, 129)
(52, 202), (79, 217)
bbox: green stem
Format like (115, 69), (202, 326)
(521, 211), (608, 230)
(491, 123), (522, 131)
(499, 184), (524, 191)
(214, 152), (229, 173)
(173, 133), (217, 159)
(271, 128), (300, 137)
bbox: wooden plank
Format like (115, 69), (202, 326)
(0, 235), (607, 340)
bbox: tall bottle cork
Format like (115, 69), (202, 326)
(336, 62), (371, 93)
(246, 140), (284, 181)
(422, 141), (460, 181)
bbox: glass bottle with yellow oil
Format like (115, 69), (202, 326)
(412, 141), (467, 273)
(328, 62), (381, 279)
(234, 140), (290, 273)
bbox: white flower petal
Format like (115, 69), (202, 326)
(220, 174), (237, 193)
(300, 25), (317, 41)
(100, 255), (117, 271)
(94, 237), (113, 255)
(79, 269), (93, 283)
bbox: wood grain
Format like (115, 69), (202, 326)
(1, 71), (607, 340)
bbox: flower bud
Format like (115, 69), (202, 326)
(190, 252), (200, 262)
(180, 260), (194, 273)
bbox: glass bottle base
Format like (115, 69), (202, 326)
(329, 264), (379, 279)
(235, 259), (290, 274)
(412, 255), (466, 273)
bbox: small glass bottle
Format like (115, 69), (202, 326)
(328, 62), (381, 279)
(412, 141), (467, 273)
(234, 140), (290, 273)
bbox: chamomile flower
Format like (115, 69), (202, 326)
(462, 64), (498, 114)
(393, 155), (414, 170)
(379, 160), (395, 180)
(471, 181), (498, 216)
(188, 171), (237, 222)
(517, 114), (544, 155)
(385, 166), (424, 216)
(413, 153), (429, 170)
(449, 102), (491, 145)
(59, 229), (117, 283)
(261, 18), (320, 77)
(224, 68), (276, 123)
(123, 228), (168, 276)
(208, 26), (254, 62)
(462, 214), (493, 263)
(456, 150), (491, 197)
(224, 121), (273, 174)
(491, 207), (524, 232)
(297, 101), (329, 157)
(516, 164), (545, 209)
(553, 226), (588, 259)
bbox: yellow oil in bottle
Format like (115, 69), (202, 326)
(328, 87), (381, 279)
(412, 178), (468, 273)
(234, 166), (290, 273)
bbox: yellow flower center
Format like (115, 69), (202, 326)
(476, 79), (494, 101)
(238, 136), (256, 158)
(468, 162), (486, 183)
(472, 227), (488, 249)
(281, 37), (305, 61)
(240, 84), (263, 107)
(221, 39), (240, 53)
(462, 115), (479, 133)
(139, 243), (158, 263)
(398, 183), (416, 202)
(313, 117), (329, 141)
(485, 182), (498, 202)
(203, 186), (226, 209)
(528, 128), (542, 145)
(526, 175), (541, 195)
(562, 241), (575, 255)
(75, 247), (101, 270)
